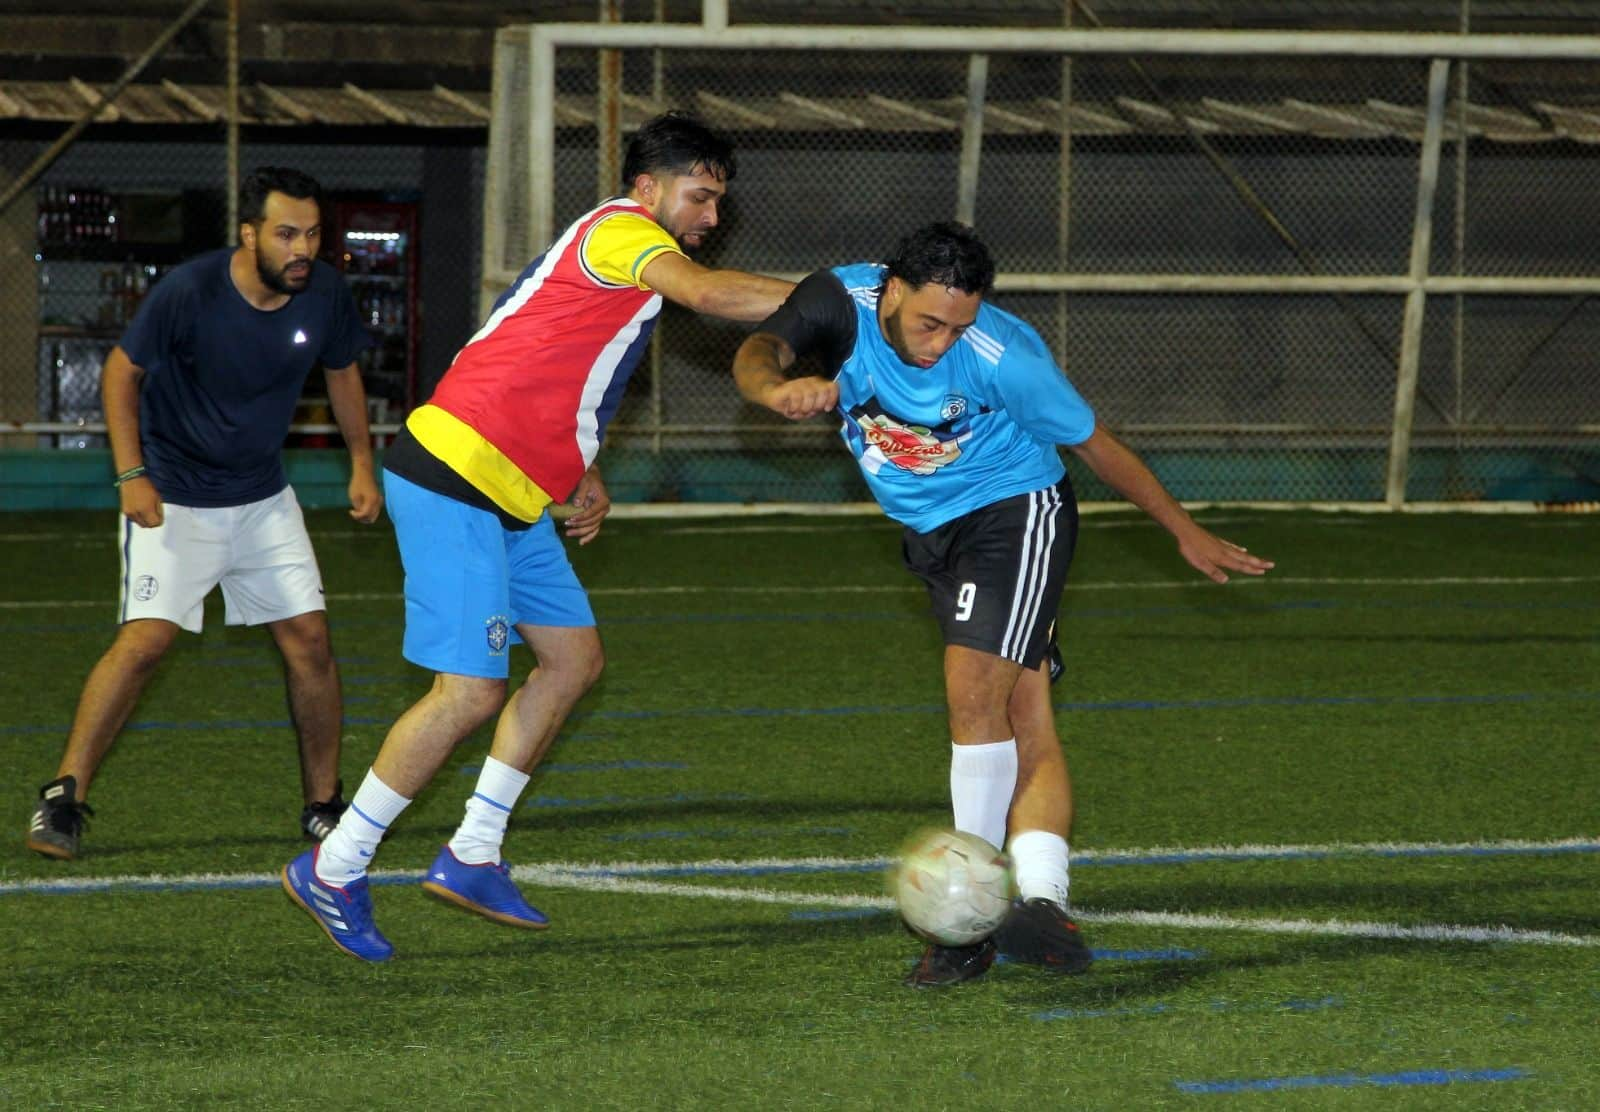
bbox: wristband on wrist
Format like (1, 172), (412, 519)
(114, 465), (147, 488)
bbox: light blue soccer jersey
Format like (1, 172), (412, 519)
(829, 262), (1097, 533)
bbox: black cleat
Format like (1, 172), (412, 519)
(299, 780), (347, 842)
(905, 937), (998, 988)
(993, 897), (1094, 974)
(27, 776), (93, 860)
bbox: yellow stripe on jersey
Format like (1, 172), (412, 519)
(583, 211), (682, 290)
(405, 404), (556, 524)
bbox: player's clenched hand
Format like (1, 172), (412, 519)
(760, 376), (838, 421)
(1176, 527), (1274, 584)
(563, 466), (612, 546)
(348, 471), (384, 524)
(120, 476), (164, 529)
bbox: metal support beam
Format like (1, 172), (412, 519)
(0, 0), (215, 221)
(1386, 59), (1453, 509)
(956, 54), (988, 226)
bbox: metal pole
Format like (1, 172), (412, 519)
(1056, 0), (1074, 360)
(226, 0), (239, 241)
(956, 54), (988, 226)
(702, 0), (728, 32)
(530, 29), (558, 258)
(1452, 0), (1469, 440)
(517, 22), (1600, 60)
(1386, 59), (1453, 510)
(598, 0), (622, 202)
(0, 0), (216, 220)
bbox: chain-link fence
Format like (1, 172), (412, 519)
(5, 10), (1600, 509)
(485, 28), (1600, 504)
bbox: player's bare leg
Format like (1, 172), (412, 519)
(994, 660), (1091, 974)
(28, 618), (180, 858)
(267, 610), (344, 804)
(488, 623), (604, 774)
(423, 624), (604, 929)
(55, 617), (181, 798)
(371, 673), (507, 796)
(1005, 661), (1072, 839)
(943, 644), (1023, 744)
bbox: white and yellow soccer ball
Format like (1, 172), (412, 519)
(893, 828), (1012, 946)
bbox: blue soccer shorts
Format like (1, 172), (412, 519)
(384, 470), (595, 679)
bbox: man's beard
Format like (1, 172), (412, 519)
(882, 306), (918, 367)
(257, 250), (309, 295)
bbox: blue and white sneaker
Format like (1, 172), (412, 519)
(422, 846), (549, 929)
(281, 847), (394, 962)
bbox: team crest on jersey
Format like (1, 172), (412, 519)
(485, 615), (510, 655)
(939, 395), (968, 422)
(132, 575), (159, 602)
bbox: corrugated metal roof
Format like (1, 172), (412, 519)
(3, 77), (1597, 143)
(0, 79), (491, 128)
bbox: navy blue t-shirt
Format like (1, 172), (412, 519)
(120, 248), (370, 507)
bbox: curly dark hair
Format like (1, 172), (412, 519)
(621, 111), (737, 188)
(880, 221), (995, 297)
(238, 166), (323, 225)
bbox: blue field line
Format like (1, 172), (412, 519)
(6, 690), (1600, 736)
(1173, 1067), (1530, 1094)
(0, 716), (391, 735)
(606, 826), (856, 842)
(1035, 993), (1335, 1023)
(460, 758), (691, 774)
(523, 791), (748, 810)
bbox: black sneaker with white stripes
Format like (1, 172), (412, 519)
(299, 780), (347, 842)
(27, 776), (93, 860)
(992, 897), (1094, 974)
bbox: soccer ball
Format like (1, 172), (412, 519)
(894, 828), (1012, 946)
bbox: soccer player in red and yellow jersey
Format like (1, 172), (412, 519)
(283, 113), (793, 960)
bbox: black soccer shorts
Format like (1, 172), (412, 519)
(901, 478), (1079, 671)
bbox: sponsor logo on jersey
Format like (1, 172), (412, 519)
(485, 615), (510, 655)
(854, 413), (964, 475)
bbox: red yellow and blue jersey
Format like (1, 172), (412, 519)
(405, 198), (682, 522)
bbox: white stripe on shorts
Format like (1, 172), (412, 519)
(1000, 485), (1063, 662)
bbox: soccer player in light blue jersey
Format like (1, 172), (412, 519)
(734, 221), (1274, 987)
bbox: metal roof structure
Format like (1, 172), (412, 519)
(6, 75), (1599, 143)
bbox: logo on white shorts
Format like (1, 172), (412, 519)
(485, 616), (510, 655)
(132, 575), (159, 602)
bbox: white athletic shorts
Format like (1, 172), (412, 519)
(117, 485), (326, 633)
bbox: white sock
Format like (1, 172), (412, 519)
(447, 756), (531, 865)
(948, 739), (1017, 852)
(1010, 829), (1070, 909)
(315, 769), (411, 886)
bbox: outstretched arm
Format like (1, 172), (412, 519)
(1068, 423), (1273, 583)
(733, 332), (839, 420)
(323, 363), (383, 524)
(639, 252), (793, 323)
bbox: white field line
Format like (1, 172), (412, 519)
(5, 834), (1598, 952)
(517, 870), (1600, 949)
(4, 573), (1597, 609)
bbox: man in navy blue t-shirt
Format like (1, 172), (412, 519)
(26, 166), (382, 861)
(735, 222), (1274, 988)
